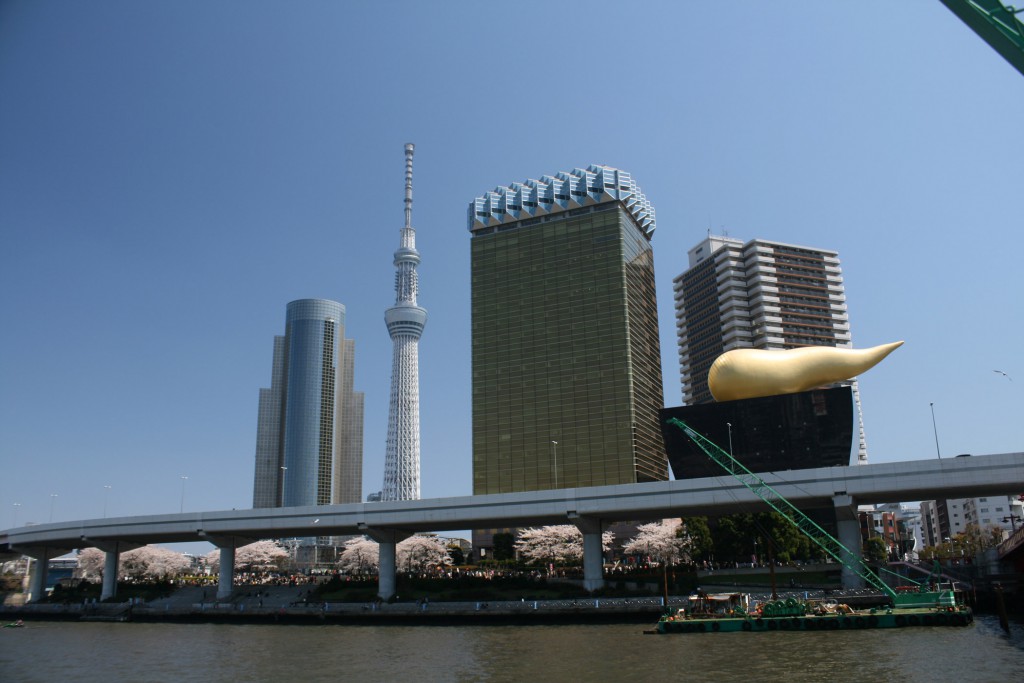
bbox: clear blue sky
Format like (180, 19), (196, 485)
(2, 1), (1021, 539)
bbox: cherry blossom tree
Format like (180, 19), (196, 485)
(338, 536), (380, 575)
(623, 518), (692, 566)
(337, 535), (453, 575)
(515, 525), (614, 567)
(203, 548), (221, 572)
(237, 540), (288, 570)
(77, 547), (106, 581)
(119, 546), (192, 580)
(397, 535), (452, 574)
(204, 540), (289, 572)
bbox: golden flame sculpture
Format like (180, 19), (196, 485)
(707, 341), (904, 402)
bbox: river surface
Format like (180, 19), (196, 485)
(1, 614), (1021, 682)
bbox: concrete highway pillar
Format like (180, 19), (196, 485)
(26, 549), (50, 603)
(378, 540), (397, 600)
(101, 548), (120, 601)
(362, 528), (411, 601)
(833, 494), (864, 589)
(573, 517), (605, 592)
(198, 535), (250, 601)
(81, 540), (141, 602)
(217, 545), (236, 600)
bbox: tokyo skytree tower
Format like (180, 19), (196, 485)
(382, 143), (426, 501)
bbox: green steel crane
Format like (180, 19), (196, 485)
(940, 0), (1024, 76)
(666, 417), (957, 608)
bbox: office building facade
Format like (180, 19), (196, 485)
(252, 299), (364, 512)
(673, 235), (870, 464)
(468, 164), (667, 497)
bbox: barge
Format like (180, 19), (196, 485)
(655, 592), (973, 634)
(657, 419), (975, 635)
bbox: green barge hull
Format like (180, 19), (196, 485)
(656, 607), (974, 634)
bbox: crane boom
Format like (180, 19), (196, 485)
(667, 418), (963, 608)
(665, 417), (898, 597)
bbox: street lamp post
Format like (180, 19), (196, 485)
(726, 423), (733, 456)
(550, 441), (559, 489)
(103, 485), (111, 518)
(12, 502), (21, 527)
(179, 476), (188, 513)
(930, 402), (942, 459)
(280, 466), (288, 507)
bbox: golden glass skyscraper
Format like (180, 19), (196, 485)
(468, 165), (667, 496)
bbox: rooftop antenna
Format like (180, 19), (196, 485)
(404, 142), (414, 230)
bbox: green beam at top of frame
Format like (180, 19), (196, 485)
(939, 0), (1024, 77)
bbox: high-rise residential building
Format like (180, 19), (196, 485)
(252, 299), (364, 511)
(468, 164), (667, 498)
(936, 497), (968, 542)
(382, 143), (426, 501)
(672, 235), (870, 464)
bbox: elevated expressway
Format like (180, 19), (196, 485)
(3, 452), (1022, 601)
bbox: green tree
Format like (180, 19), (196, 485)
(492, 533), (516, 562)
(863, 536), (888, 564)
(680, 516), (713, 563)
(713, 512), (808, 565)
(955, 523), (1004, 555)
(447, 544), (465, 566)
(712, 513), (755, 563)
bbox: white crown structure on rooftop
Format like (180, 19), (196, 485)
(467, 164), (655, 237)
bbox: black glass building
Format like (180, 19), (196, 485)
(469, 166), (667, 496)
(660, 386), (855, 480)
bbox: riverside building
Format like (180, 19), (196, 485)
(251, 299), (364, 516)
(672, 235), (869, 464)
(468, 164), (668, 502)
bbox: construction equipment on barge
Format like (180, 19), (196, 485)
(655, 418), (973, 634)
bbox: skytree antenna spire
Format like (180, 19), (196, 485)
(404, 141), (414, 230)
(383, 143), (426, 501)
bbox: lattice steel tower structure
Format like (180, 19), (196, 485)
(382, 143), (426, 501)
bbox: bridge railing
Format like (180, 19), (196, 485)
(997, 524), (1024, 558)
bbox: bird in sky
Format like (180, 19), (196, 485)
(993, 370), (1012, 381)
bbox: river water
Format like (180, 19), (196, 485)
(1, 615), (1021, 682)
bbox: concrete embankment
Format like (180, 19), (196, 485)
(3, 585), (675, 625)
(3, 598), (669, 626)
